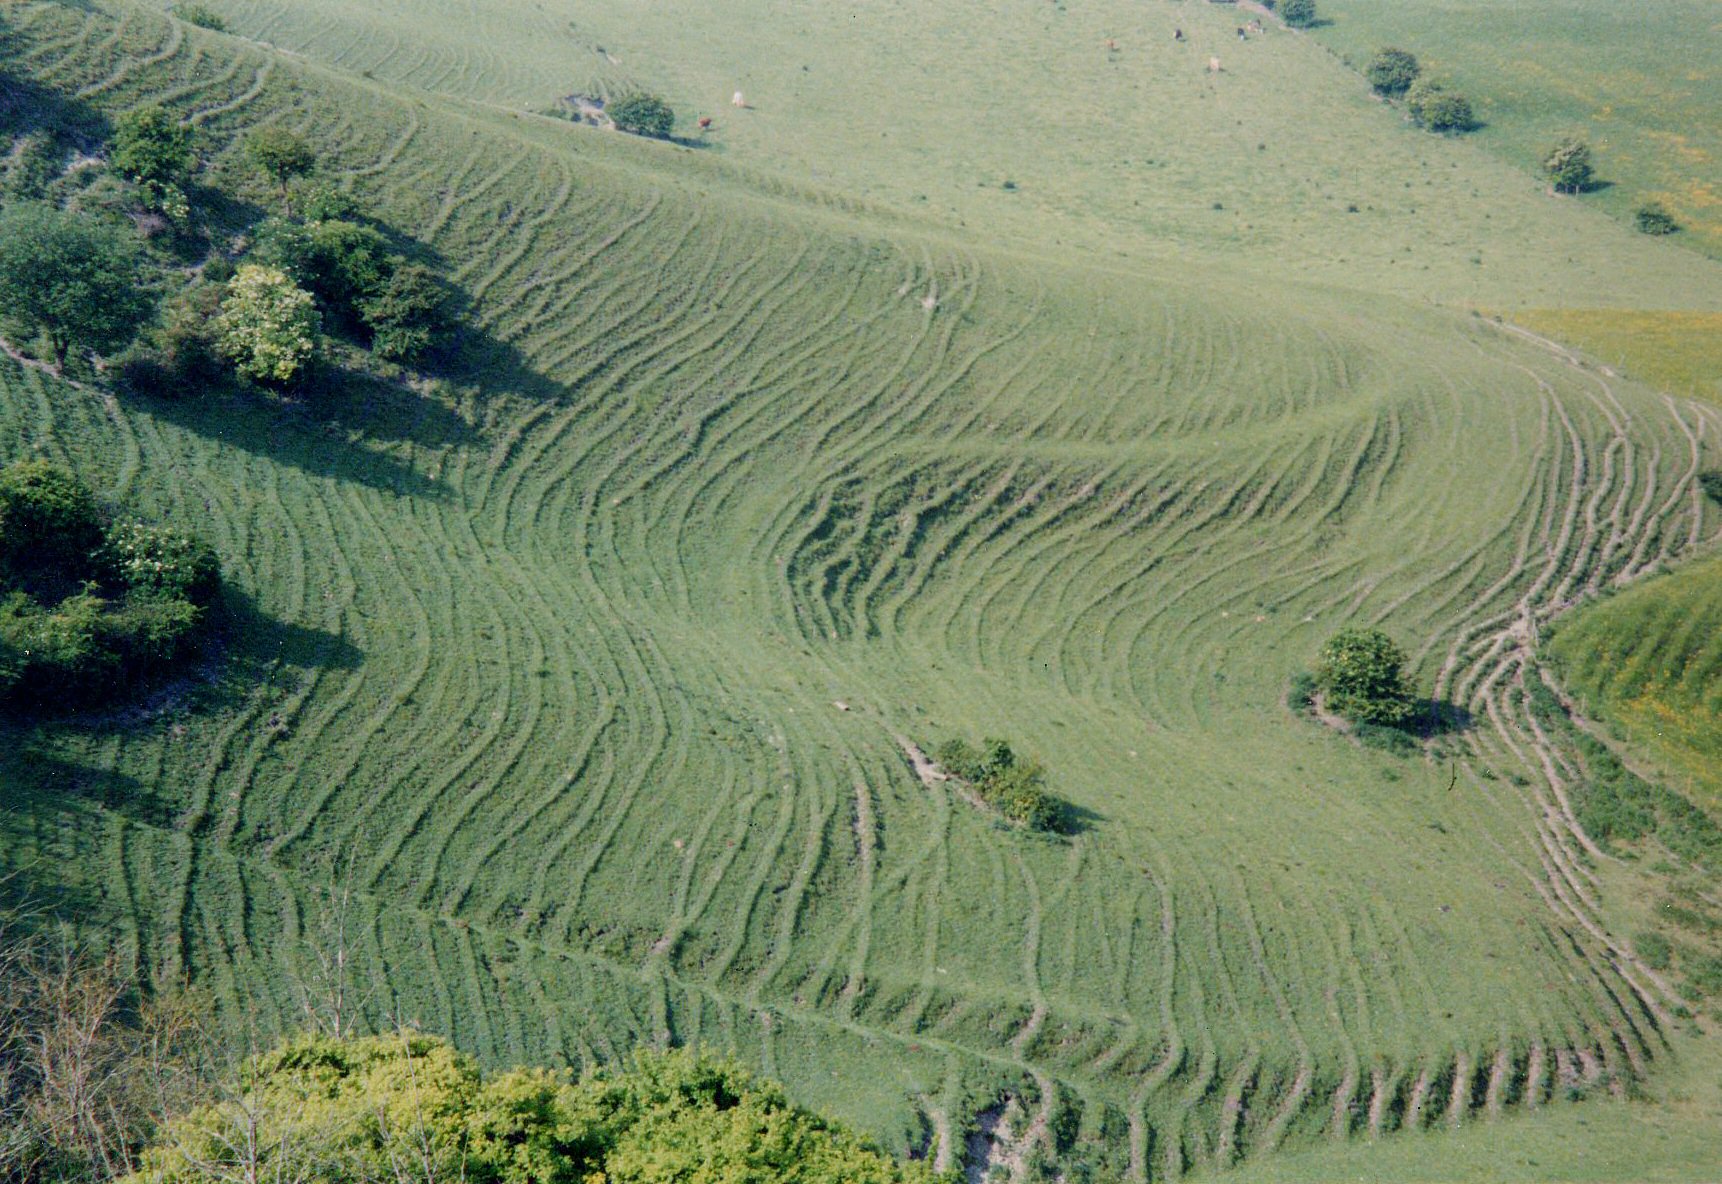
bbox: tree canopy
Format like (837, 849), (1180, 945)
(245, 126), (317, 200)
(1314, 628), (1416, 726)
(1543, 136), (1594, 194)
(1405, 80), (1474, 133)
(0, 203), (151, 369)
(214, 264), (320, 385)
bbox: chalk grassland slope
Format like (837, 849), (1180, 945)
(1511, 309), (1722, 411)
(1546, 555), (1722, 813)
(1312, 0), (1722, 262)
(2, 2), (1721, 1178)
(134, 0), (1722, 310)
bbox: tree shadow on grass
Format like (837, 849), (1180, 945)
(1054, 800), (1105, 837)
(134, 380), (451, 500)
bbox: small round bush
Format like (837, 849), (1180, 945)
(609, 93), (675, 139)
(1278, 0), (1317, 28)
(1634, 201), (1678, 235)
(0, 461), (108, 585)
(107, 521), (221, 605)
(1315, 627), (1416, 726)
(215, 264), (320, 385)
(1365, 48), (1420, 97)
(1406, 80), (1473, 132)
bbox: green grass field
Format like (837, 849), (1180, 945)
(2, 1), (1721, 1180)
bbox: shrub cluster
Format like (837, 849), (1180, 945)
(1543, 136), (1594, 194)
(607, 92), (676, 139)
(1365, 48), (1420, 97)
(135, 1033), (937, 1184)
(933, 736), (1061, 831)
(1405, 80), (1474, 132)
(247, 213), (452, 363)
(0, 460), (219, 706)
(1635, 201), (1679, 235)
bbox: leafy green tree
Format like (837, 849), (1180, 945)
(1278, 0), (1317, 28)
(1543, 136), (1594, 194)
(1314, 628), (1416, 726)
(245, 126), (316, 205)
(609, 92), (676, 139)
(0, 460), (107, 586)
(1634, 200), (1678, 235)
(1405, 80), (1474, 132)
(109, 105), (194, 212)
(0, 203), (151, 370)
(360, 262), (451, 361)
(214, 264), (320, 385)
(1365, 48), (1419, 97)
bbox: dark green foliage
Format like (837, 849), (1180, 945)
(609, 92), (676, 139)
(1278, 0), (1316, 29)
(139, 1033), (938, 1184)
(295, 180), (364, 223)
(0, 461), (217, 705)
(0, 459), (108, 588)
(3, 132), (67, 199)
(360, 262), (451, 361)
(1543, 136), (1594, 194)
(1406, 80), (1474, 132)
(1366, 48), (1420, 97)
(245, 126), (316, 199)
(304, 219), (391, 314)
(1314, 628), (1415, 726)
(1287, 669), (1317, 709)
(1354, 721), (1420, 757)
(1634, 201), (1679, 235)
(175, 3), (226, 31)
(933, 734), (1062, 830)
(1699, 471), (1722, 504)
(109, 105), (194, 192)
(0, 203), (151, 369)
(107, 521), (221, 605)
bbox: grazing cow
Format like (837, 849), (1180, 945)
(1105, 38), (1118, 51)
(1237, 26), (1247, 40)
(1208, 55), (1221, 72)
(1173, 28), (1185, 41)
(1248, 19), (1264, 33)
(697, 116), (713, 130)
(731, 90), (746, 108)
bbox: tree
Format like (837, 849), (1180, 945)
(1278, 0), (1317, 28)
(609, 92), (675, 139)
(0, 461), (107, 586)
(1405, 80), (1473, 132)
(1314, 628), (1415, 726)
(214, 265), (319, 385)
(1634, 200), (1678, 235)
(109, 105), (194, 212)
(1543, 136), (1593, 194)
(0, 204), (150, 370)
(245, 127), (316, 206)
(360, 262), (451, 361)
(1365, 48), (1420, 97)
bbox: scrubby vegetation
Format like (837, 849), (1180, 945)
(0, 461), (219, 706)
(932, 737), (1061, 831)
(138, 1034), (937, 1184)
(608, 92), (676, 140)
(1635, 200), (1679, 235)
(1365, 48), (1420, 97)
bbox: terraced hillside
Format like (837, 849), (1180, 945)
(3, 2), (1722, 1180)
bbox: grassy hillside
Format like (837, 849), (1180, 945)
(1311, 0), (1722, 261)
(2, 1), (1721, 1180)
(1546, 555), (1722, 813)
(136, 0), (1722, 309)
